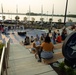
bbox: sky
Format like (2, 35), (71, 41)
(0, 0), (76, 15)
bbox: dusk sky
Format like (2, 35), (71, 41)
(0, 0), (76, 15)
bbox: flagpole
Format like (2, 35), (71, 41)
(16, 4), (18, 16)
(52, 4), (54, 21)
(51, 4), (54, 29)
(41, 5), (43, 19)
(41, 5), (43, 25)
(29, 5), (30, 21)
(16, 4), (18, 26)
(1, 4), (3, 23)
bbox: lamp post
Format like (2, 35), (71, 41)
(64, 0), (68, 27)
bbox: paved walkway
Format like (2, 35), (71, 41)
(1, 29), (66, 75)
(7, 44), (59, 75)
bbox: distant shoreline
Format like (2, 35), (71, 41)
(26, 12), (76, 18)
(0, 12), (76, 18)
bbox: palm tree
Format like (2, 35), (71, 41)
(58, 19), (63, 28)
(68, 19), (72, 22)
(31, 17), (35, 25)
(40, 18), (44, 22)
(15, 16), (20, 21)
(40, 18), (44, 25)
(49, 18), (53, 29)
(49, 18), (53, 23)
(15, 16), (20, 25)
(58, 19), (62, 23)
(2, 16), (5, 21)
(24, 17), (27, 22)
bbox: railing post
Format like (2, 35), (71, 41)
(0, 39), (10, 75)
(3, 53), (8, 75)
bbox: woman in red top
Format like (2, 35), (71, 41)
(56, 33), (62, 43)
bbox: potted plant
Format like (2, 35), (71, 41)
(58, 62), (76, 75)
(59, 62), (65, 71)
(66, 67), (76, 75)
(58, 62), (66, 75)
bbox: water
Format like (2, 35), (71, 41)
(0, 14), (76, 22)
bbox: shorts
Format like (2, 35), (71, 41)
(41, 50), (53, 59)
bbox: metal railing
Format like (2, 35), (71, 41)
(0, 39), (10, 75)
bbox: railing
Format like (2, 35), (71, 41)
(0, 39), (10, 75)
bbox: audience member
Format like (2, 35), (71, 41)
(40, 34), (45, 44)
(24, 36), (30, 45)
(52, 31), (56, 44)
(56, 33), (62, 43)
(36, 34), (39, 40)
(37, 36), (54, 62)
(30, 36), (34, 43)
(61, 28), (67, 41)
(32, 37), (41, 58)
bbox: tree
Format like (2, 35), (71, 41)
(49, 18), (53, 29)
(24, 17), (27, 22)
(58, 19), (62, 23)
(68, 19), (73, 22)
(2, 16), (5, 21)
(40, 18), (44, 22)
(40, 18), (44, 26)
(49, 18), (53, 23)
(58, 19), (63, 28)
(15, 16), (20, 21)
(15, 16), (20, 25)
(31, 17), (35, 22)
(31, 17), (35, 25)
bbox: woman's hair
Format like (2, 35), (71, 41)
(44, 36), (50, 43)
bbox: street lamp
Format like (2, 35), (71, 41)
(64, 0), (68, 27)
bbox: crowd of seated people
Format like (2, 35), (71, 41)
(22, 28), (68, 62)
(31, 33), (54, 62)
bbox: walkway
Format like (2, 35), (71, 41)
(7, 43), (58, 75)
(1, 29), (65, 75)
